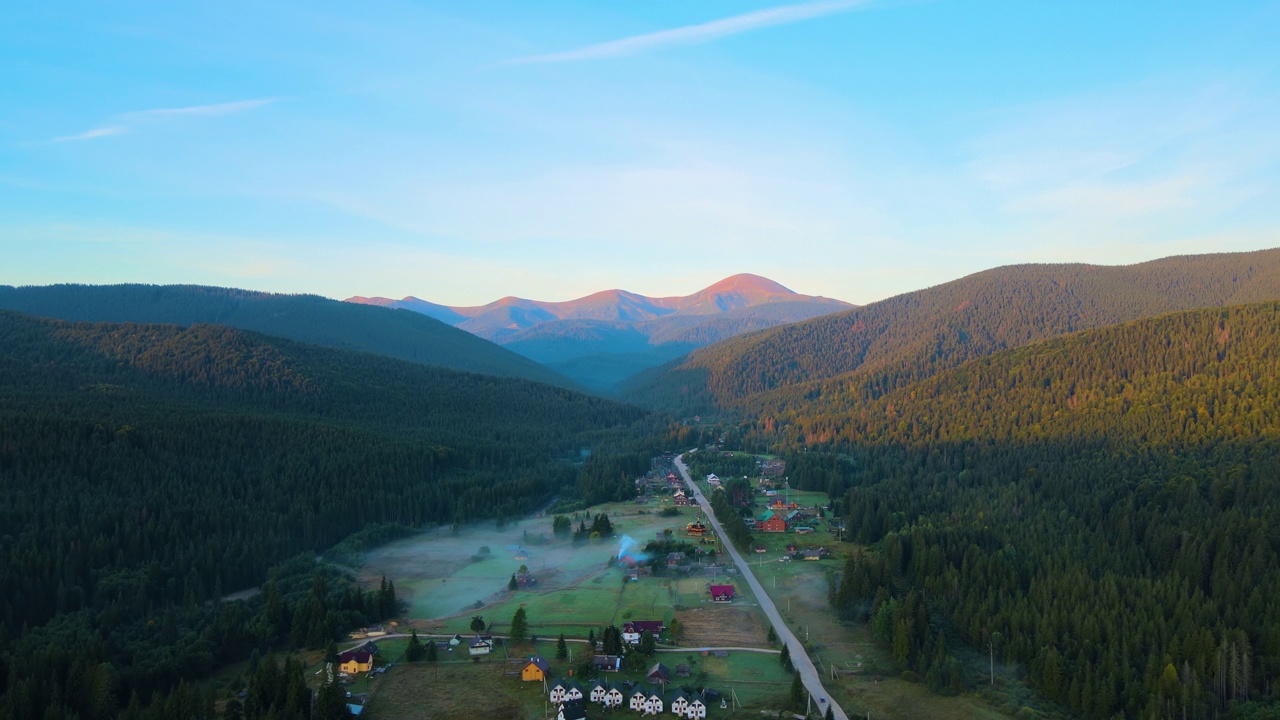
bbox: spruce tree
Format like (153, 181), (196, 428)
(510, 607), (529, 645)
(556, 633), (569, 660)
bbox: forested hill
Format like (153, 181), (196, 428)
(0, 283), (576, 388)
(623, 247), (1280, 412)
(0, 310), (647, 709)
(779, 302), (1280, 718)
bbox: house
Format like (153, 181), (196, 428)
(675, 663), (691, 678)
(521, 656), (550, 682)
(705, 473), (719, 484)
(673, 490), (689, 506)
(685, 693), (708, 719)
(644, 690), (664, 715)
(628, 686), (649, 712)
(670, 690), (690, 716)
(516, 570), (538, 588)
(448, 634), (463, 647)
(686, 521), (706, 537)
(709, 584), (735, 602)
(785, 509), (805, 523)
(564, 679), (585, 701)
(589, 680), (609, 704)
(592, 654), (622, 673)
(468, 635), (493, 656)
(645, 662), (670, 685)
(666, 472), (680, 486)
(338, 651), (373, 674)
(756, 510), (787, 533)
(666, 552), (686, 568)
(557, 698), (587, 720)
(549, 679), (569, 704)
(604, 683), (625, 708)
(622, 621), (664, 644)
(803, 549), (823, 561)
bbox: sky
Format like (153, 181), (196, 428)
(2, 1), (1278, 306)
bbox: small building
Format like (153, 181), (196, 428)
(557, 698), (587, 720)
(644, 690), (664, 715)
(628, 686), (649, 712)
(709, 584), (735, 602)
(604, 683), (625, 708)
(549, 679), (569, 704)
(673, 490), (689, 506)
(588, 680), (609, 704)
(521, 656), (550, 682)
(646, 662), (670, 685)
(666, 552), (686, 568)
(671, 690), (689, 716)
(593, 654), (622, 673)
(803, 549), (822, 561)
(622, 621), (664, 645)
(686, 693), (708, 719)
(468, 635), (493, 656)
(338, 651), (373, 675)
(448, 633), (463, 647)
(686, 521), (707, 537)
(705, 473), (719, 484)
(564, 679), (585, 701)
(756, 510), (787, 533)
(675, 663), (691, 678)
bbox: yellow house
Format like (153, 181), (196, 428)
(339, 650), (373, 674)
(521, 656), (550, 682)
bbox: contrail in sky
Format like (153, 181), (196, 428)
(508, 0), (875, 64)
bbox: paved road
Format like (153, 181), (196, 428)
(675, 453), (847, 720)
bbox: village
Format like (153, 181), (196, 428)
(325, 449), (852, 720)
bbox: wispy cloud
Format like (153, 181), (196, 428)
(51, 126), (129, 143)
(47, 97), (283, 144)
(507, 0), (874, 64)
(130, 98), (283, 119)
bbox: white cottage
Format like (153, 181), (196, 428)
(548, 679), (569, 705)
(604, 683), (624, 708)
(685, 694), (707, 719)
(629, 687), (649, 712)
(644, 691), (664, 716)
(670, 690), (689, 716)
(589, 680), (608, 704)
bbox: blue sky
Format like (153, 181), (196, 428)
(3, 1), (1278, 305)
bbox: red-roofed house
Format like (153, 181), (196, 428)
(709, 585), (735, 602)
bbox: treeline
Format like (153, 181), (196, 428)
(1, 555), (393, 720)
(0, 311), (651, 718)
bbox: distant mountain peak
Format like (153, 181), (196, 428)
(700, 273), (795, 296)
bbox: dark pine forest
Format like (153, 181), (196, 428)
(0, 310), (650, 719)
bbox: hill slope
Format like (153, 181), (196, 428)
(800, 302), (1280, 718)
(0, 283), (575, 388)
(625, 247), (1280, 411)
(0, 309), (647, 706)
(349, 274), (851, 391)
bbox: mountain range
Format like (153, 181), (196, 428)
(347, 273), (852, 391)
(623, 247), (1280, 412)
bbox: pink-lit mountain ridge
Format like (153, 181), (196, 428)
(348, 274), (852, 392)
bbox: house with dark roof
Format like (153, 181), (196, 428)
(645, 662), (670, 685)
(592, 654), (622, 673)
(675, 663), (691, 678)
(685, 692), (708, 719)
(521, 656), (550, 682)
(338, 651), (373, 674)
(604, 682), (624, 708)
(468, 635), (493, 656)
(556, 698), (587, 720)
(628, 686), (649, 712)
(622, 621), (663, 644)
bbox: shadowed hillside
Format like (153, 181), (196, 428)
(0, 283), (576, 388)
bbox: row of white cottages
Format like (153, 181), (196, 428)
(551, 679), (709, 719)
